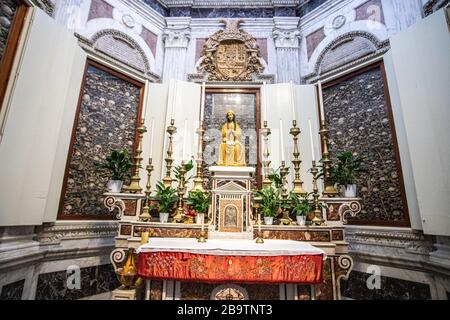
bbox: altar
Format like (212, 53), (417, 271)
(105, 19), (363, 301)
(137, 238), (325, 284)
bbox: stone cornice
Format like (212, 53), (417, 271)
(159, 0), (300, 8)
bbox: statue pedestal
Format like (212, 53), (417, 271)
(208, 166), (255, 236)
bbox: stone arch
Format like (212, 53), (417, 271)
(314, 31), (387, 76)
(91, 29), (151, 74)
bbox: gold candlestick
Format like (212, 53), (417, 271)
(193, 121), (205, 192)
(140, 230), (149, 245)
(163, 119), (176, 187)
(123, 119), (146, 193)
(255, 212), (264, 244)
(279, 161), (292, 225)
(197, 215), (207, 243)
(172, 160), (186, 223)
(139, 158), (154, 221)
(311, 160), (324, 225)
(261, 121), (272, 189)
(319, 120), (339, 197)
(290, 120), (307, 196)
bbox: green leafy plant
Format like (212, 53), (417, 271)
(186, 190), (210, 214)
(255, 187), (280, 218)
(329, 151), (366, 186)
(173, 159), (195, 184)
(155, 181), (177, 213)
(268, 167), (283, 189)
(94, 149), (133, 181)
(289, 192), (312, 217)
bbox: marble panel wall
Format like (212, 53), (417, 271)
(35, 264), (119, 300)
(0, 279), (24, 300)
(60, 64), (141, 218)
(0, 0), (19, 60)
(323, 66), (408, 224)
(341, 270), (431, 300)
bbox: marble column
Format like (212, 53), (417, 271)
(162, 17), (191, 81)
(273, 17), (301, 84)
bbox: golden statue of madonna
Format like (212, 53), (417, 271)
(218, 111), (246, 166)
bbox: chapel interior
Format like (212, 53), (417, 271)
(0, 0), (449, 301)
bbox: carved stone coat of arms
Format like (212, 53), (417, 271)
(198, 20), (264, 81)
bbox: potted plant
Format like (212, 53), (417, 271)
(94, 148), (133, 193)
(330, 151), (365, 197)
(289, 192), (312, 226)
(155, 181), (177, 223)
(255, 187), (280, 225)
(186, 190), (210, 224)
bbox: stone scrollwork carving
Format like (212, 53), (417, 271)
(272, 28), (301, 48)
(104, 196), (125, 219)
(110, 248), (127, 272)
(163, 27), (191, 48)
(198, 19), (264, 81)
(339, 201), (362, 224)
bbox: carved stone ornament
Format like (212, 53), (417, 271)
(198, 19), (264, 81)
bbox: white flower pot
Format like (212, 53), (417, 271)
(296, 215), (306, 226)
(342, 184), (357, 198)
(159, 212), (169, 223)
(264, 216), (273, 225)
(107, 180), (123, 193)
(196, 213), (205, 224)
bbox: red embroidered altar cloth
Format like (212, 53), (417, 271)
(137, 238), (325, 284)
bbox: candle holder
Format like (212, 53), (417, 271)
(172, 160), (186, 223)
(123, 119), (146, 193)
(255, 211), (264, 244)
(261, 121), (272, 189)
(290, 120), (307, 196)
(279, 161), (292, 225)
(193, 121), (205, 192)
(319, 120), (339, 197)
(139, 158), (154, 222)
(310, 160), (324, 226)
(198, 216), (207, 243)
(163, 119), (176, 187)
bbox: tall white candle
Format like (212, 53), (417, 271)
(171, 80), (178, 120)
(263, 81), (267, 122)
(308, 119), (315, 161)
(290, 81), (296, 121)
(182, 118), (188, 161)
(149, 118), (155, 157)
(280, 119), (285, 162)
(142, 80), (149, 117)
(200, 82), (205, 121)
(318, 80), (325, 121)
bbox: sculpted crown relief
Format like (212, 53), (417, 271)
(198, 19), (264, 81)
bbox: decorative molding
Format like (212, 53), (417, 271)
(332, 14), (346, 29)
(75, 33), (161, 82)
(29, 0), (54, 17)
(304, 31), (390, 82)
(122, 13), (136, 28)
(91, 29), (151, 74)
(35, 222), (119, 244)
(272, 28), (301, 48)
(163, 27), (191, 47)
(197, 19), (264, 81)
(160, 0), (300, 7)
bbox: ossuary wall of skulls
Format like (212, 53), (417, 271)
(60, 65), (140, 218)
(323, 67), (408, 224)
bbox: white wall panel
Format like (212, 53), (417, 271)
(386, 9), (450, 235)
(0, 9), (86, 225)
